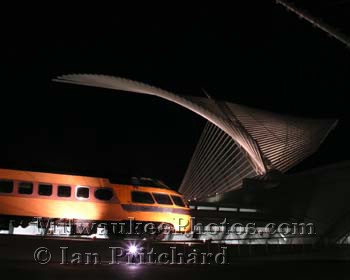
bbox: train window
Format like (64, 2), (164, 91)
(38, 184), (52, 196)
(58, 186), (71, 197)
(131, 191), (155, 204)
(153, 193), (173, 205)
(18, 182), (33, 195)
(171, 195), (186, 207)
(0, 180), (13, 193)
(95, 188), (113, 201)
(76, 187), (89, 199)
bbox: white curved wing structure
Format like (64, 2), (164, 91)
(54, 74), (267, 174)
(54, 74), (338, 201)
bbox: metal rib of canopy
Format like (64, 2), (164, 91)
(54, 74), (338, 201)
(179, 121), (256, 201)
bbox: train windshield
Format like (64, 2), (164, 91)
(171, 195), (186, 207)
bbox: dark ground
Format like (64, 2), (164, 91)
(1, 261), (349, 280)
(0, 235), (349, 279)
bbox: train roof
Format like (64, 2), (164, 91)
(0, 168), (171, 189)
(110, 177), (170, 189)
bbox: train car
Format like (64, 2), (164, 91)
(0, 168), (191, 236)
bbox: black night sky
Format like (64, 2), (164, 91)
(1, 2), (350, 189)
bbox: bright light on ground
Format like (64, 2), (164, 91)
(128, 245), (138, 254)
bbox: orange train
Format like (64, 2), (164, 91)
(0, 168), (191, 234)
